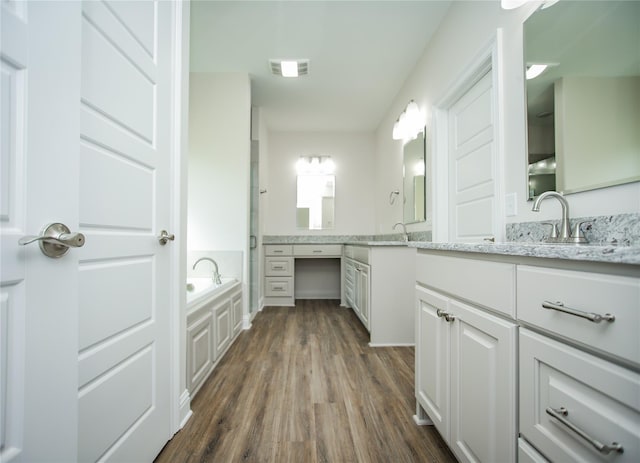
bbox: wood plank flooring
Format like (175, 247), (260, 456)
(155, 299), (457, 463)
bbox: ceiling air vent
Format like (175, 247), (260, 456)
(269, 59), (309, 77)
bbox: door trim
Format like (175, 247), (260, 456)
(169, 0), (192, 434)
(432, 29), (506, 243)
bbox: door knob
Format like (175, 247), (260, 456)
(158, 230), (175, 245)
(19, 222), (85, 258)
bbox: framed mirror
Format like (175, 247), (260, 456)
(524, 1), (640, 199)
(402, 130), (426, 223)
(296, 156), (335, 230)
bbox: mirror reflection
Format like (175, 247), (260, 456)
(524, 1), (640, 199)
(296, 156), (335, 230)
(403, 130), (426, 223)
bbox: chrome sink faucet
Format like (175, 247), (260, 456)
(531, 191), (587, 244)
(193, 257), (222, 285)
(393, 222), (409, 242)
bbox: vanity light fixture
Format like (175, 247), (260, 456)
(269, 59), (310, 78)
(392, 100), (424, 141)
(526, 64), (548, 80)
(296, 156), (335, 175)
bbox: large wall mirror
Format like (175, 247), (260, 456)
(403, 130), (426, 224)
(296, 156), (335, 230)
(524, 1), (639, 199)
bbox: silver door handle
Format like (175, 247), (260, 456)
(19, 222), (85, 258)
(250, 235), (257, 249)
(158, 230), (175, 245)
(546, 407), (623, 455)
(542, 301), (615, 323)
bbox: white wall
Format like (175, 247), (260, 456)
(375, 1), (639, 235)
(264, 131), (376, 235)
(188, 72), (251, 271)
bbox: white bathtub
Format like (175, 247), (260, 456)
(186, 277), (238, 309)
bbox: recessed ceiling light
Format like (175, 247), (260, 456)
(269, 59), (309, 78)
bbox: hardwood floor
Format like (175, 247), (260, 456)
(155, 299), (457, 463)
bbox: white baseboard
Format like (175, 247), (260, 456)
(178, 389), (192, 429)
(413, 414), (433, 426)
(243, 313), (252, 330)
(368, 342), (416, 348)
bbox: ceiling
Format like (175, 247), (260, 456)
(189, 0), (452, 132)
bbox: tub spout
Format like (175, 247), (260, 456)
(193, 257), (222, 285)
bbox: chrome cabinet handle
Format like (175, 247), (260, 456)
(158, 230), (175, 245)
(436, 309), (455, 323)
(542, 301), (615, 323)
(546, 407), (623, 455)
(19, 223), (85, 258)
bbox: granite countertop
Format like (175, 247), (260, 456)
(409, 241), (640, 265)
(263, 235), (640, 265)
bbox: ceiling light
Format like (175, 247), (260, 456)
(269, 59), (310, 78)
(526, 64), (548, 80)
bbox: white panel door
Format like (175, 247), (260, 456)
(415, 286), (450, 441)
(77, 1), (173, 461)
(1, 1), (176, 462)
(1, 2), (81, 461)
(449, 299), (517, 463)
(448, 72), (498, 242)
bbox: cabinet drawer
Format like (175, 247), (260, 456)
(265, 257), (293, 276)
(292, 244), (342, 257)
(517, 265), (639, 366)
(416, 252), (515, 317)
(264, 277), (293, 297)
(264, 245), (292, 256)
(520, 329), (639, 463)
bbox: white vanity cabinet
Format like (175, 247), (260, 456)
(187, 283), (243, 397)
(264, 245), (294, 306)
(263, 244), (342, 306)
(344, 256), (370, 329)
(415, 252), (517, 463)
(343, 244), (415, 345)
(415, 246), (640, 463)
(517, 264), (640, 462)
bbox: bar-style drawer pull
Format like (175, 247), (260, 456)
(272, 266), (285, 270)
(313, 249), (323, 253)
(272, 286), (285, 291)
(546, 407), (623, 455)
(542, 301), (615, 323)
(273, 250), (283, 253)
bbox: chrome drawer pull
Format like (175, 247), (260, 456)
(546, 407), (623, 455)
(542, 301), (615, 323)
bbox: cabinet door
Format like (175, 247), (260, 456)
(186, 313), (214, 395)
(415, 286), (450, 441)
(214, 300), (232, 358)
(358, 264), (370, 329)
(232, 291), (243, 335)
(449, 299), (517, 463)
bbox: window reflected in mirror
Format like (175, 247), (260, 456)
(296, 156), (335, 230)
(403, 131), (426, 223)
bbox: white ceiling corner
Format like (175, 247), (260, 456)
(189, 0), (452, 132)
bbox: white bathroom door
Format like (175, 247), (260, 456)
(76, 1), (174, 461)
(1, 1), (176, 462)
(1, 2), (81, 462)
(448, 71), (499, 242)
